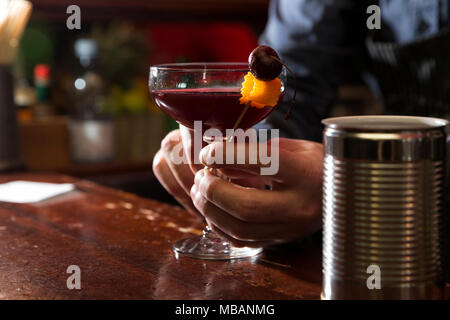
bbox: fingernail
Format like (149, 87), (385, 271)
(194, 169), (205, 185)
(200, 145), (215, 165)
(190, 184), (198, 197)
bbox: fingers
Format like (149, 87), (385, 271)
(160, 130), (196, 195)
(190, 138), (325, 245)
(191, 183), (288, 242)
(199, 140), (268, 175)
(194, 169), (294, 223)
(153, 150), (199, 214)
(199, 138), (324, 185)
(179, 125), (205, 173)
(192, 181), (320, 244)
(199, 138), (292, 181)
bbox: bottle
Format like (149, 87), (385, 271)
(70, 39), (105, 119)
(14, 78), (35, 123)
(33, 64), (53, 119)
(68, 39), (115, 163)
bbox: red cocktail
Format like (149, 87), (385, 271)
(149, 62), (286, 260)
(152, 88), (276, 134)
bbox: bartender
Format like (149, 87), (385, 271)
(153, 0), (450, 247)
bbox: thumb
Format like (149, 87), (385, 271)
(199, 139), (282, 177)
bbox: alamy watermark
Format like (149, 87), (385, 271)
(167, 121), (280, 176)
(65, 4), (380, 30)
(366, 264), (381, 289)
(367, 5), (381, 30)
(66, 265), (81, 290)
(66, 5), (81, 30)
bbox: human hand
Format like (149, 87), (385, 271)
(191, 138), (324, 247)
(152, 125), (205, 215)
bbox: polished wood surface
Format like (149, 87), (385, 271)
(0, 173), (322, 299)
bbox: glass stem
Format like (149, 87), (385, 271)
(203, 225), (213, 237)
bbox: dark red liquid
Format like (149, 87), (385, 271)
(151, 88), (277, 134)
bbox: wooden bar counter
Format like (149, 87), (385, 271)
(0, 173), (322, 299)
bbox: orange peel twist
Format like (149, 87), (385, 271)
(239, 72), (282, 108)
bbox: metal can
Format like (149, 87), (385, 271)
(321, 115), (448, 299)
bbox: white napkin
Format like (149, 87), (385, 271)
(0, 181), (75, 203)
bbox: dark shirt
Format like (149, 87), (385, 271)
(259, 0), (450, 280)
(259, 0), (450, 141)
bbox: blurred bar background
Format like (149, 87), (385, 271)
(6, 0), (380, 204)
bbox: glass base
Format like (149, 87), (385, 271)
(173, 228), (263, 260)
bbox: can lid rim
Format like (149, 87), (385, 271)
(322, 115), (448, 131)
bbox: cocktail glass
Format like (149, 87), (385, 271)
(149, 63), (286, 260)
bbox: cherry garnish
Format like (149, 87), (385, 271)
(248, 45), (283, 81)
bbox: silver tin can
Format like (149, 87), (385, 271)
(321, 116), (448, 299)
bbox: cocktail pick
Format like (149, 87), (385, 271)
(228, 101), (251, 142)
(272, 57), (297, 120)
